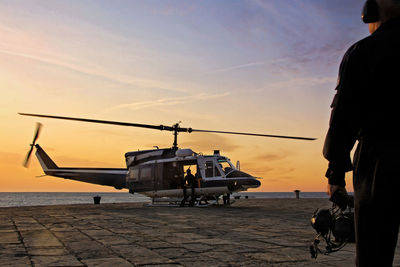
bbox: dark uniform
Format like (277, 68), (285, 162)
(323, 17), (400, 266)
(180, 170), (196, 207)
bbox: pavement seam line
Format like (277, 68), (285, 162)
(10, 217), (34, 267)
(66, 214), (138, 267)
(32, 215), (87, 267)
(86, 212), (183, 265)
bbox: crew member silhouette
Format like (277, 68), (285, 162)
(323, 1), (400, 266)
(180, 169), (196, 207)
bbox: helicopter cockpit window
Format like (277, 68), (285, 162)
(204, 161), (222, 178)
(140, 167), (152, 180)
(218, 159), (234, 174)
(205, 161), (214, 178)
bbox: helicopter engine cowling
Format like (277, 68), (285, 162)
(175, 149), (194, 157)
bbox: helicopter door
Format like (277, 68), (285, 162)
(204, 160), (222, 179)
(153, 162), (163, 191)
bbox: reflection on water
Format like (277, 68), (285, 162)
(0, 192), (151, 207)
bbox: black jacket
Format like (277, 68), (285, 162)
(323, 17), (400, 186)
(184, 173), (196, 186)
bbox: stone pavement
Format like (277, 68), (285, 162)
(0, 198), (399, 266)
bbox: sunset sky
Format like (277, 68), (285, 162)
(0, 0), (369, 192)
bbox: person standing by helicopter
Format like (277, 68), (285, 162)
(180, 169), (197, 207)
(323, 0), (400, 266)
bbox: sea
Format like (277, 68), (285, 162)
(0, 192), (329, 208)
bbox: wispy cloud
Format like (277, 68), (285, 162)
(247, 164), (296, 179)
(142, 132), (240, 153)
(209, 0), (365, 77)
(53, 155), (119, 168)
(0, 25), (18, 34)
(203, 56), (293, 75)
(0, 48), (188, 93)
(253, 152), (289, 162)
(106, 92), (230, 112)
(265, 76), (337, 91)
(0, 151), (24, 166)
(204, 61), (266, 75)
(180, 133), (240, 153)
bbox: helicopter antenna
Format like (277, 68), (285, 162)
(18, 113), (316, 148)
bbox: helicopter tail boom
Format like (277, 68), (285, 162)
(35, 144), (58, 171)
(34, 145), (127, 189)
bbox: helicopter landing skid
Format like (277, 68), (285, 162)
(196, 196), (217, 207)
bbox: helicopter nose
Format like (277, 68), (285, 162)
(242, 178), (260, 188)
(251, 178), (261, 187)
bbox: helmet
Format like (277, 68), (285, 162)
(310, 206), (355, 258)
(311, 209), (332, 235)
(362, 0), (380, 23)
(332, 213), (354, 242)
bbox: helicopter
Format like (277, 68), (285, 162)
(20, 112), (316, 206)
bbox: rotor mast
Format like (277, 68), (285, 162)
(173, 123), (179, 149)
(172, 122), (192, 149)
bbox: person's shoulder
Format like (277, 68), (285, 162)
(357, 33), (379, 48)
(341, 36), (372, 64)
(345, 37), (367, 55)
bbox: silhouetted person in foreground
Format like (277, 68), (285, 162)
(323, 1), (400, 266)
(180, 169), (196, 207)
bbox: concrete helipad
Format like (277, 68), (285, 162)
(0, 198), (399, 266)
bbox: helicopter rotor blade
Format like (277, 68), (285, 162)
(23, 122), (42, 168)
(19, 113), (316, 141)
(23, 146), (34, 168)
(32, 122), (42, 143)
(190, 128), (316, 141)
(18, 113), (174, 131)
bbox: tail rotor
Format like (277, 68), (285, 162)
(23, 123), (42, 168)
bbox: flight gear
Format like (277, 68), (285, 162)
(310, 190), (355, 259)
